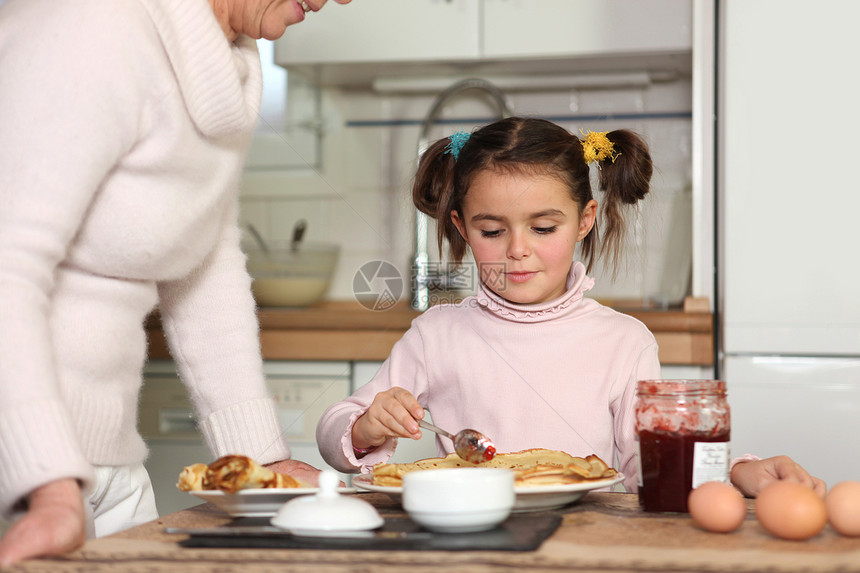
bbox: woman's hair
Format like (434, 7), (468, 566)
(412, 117), (653, 275)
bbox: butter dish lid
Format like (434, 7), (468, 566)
(270, 471), (383, 537)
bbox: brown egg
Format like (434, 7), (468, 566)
(688, 481), (747, 533)
(826, 481), (860, 537)
(755, 481), (827, 540)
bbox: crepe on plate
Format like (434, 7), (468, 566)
(371, 448), (617, 487)
(176, 454), (302, 493)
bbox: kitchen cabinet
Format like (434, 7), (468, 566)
(277, 0), (479, 65)
(275, 0), (692, 87)
(482, 0), (691, 60)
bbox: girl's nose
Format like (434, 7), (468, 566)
(506, 231), (531, 260)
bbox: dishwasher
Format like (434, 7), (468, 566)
(140, 360), (352, 515)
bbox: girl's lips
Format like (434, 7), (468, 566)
(506, 271), (537, 284)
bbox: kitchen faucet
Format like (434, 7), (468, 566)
(411, 78), (512, 311)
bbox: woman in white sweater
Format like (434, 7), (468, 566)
(0, 0), (349, 565)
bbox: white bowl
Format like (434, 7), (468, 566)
(245, 242), (339, 308)
(402, 468), (515, 533)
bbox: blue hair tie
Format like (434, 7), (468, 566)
(444, 130), (471, 161)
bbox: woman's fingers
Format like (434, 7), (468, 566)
(0, 479), (86, 566)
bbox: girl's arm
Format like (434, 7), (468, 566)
(316, 324), (431, 473)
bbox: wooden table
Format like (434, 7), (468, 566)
(12, 493), (860, 572)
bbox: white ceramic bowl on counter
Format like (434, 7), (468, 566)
(402, 468), (515, 533)
(245, 242), (339, 308)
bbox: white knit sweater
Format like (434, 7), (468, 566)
(0, 0), (290, 518)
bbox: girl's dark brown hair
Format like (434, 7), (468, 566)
(412, 117), (652, 275)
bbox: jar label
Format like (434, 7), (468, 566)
(692, 442), (730, 488)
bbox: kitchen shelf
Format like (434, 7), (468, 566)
(145, 299), (713, 365)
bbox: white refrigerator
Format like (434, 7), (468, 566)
(718, 1), (860, 487)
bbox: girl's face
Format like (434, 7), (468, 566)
(451, 169), (597, 305)
(211, 0), (350, 41)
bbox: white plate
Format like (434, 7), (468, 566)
(352, 473), (624, 512)
(189, 487), (357, 518)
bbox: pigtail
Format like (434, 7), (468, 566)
(593, 129), (653, 276)
(413, 138), (452, 217)
(412, 138), (468, 261)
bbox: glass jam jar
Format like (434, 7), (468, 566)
(635, 379), (731, 513)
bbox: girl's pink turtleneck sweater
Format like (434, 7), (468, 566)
(316, 261), (661, 492)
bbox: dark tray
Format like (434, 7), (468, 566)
(172, 513), (561, 552)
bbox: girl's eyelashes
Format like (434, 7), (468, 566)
(478, 226), (558, 238)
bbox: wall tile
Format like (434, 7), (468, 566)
(266, 199), (329, 244)
(327, 191), (388, 252)
(328, 249), (412, 302)
(241, 170), (344, 199)
(239, 199), (273, 239)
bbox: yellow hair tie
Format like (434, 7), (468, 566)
(581, 130), (619, 165)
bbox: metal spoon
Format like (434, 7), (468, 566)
(417, 419), (496, 463)
(290, 219), (307, 252)
(245, 223), (270, 255)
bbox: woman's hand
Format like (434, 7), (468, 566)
(351, 387), (425, 450)
(731, 455), (826, 498)
(0, 478), (86, 567)
(264, 459), (326, 487)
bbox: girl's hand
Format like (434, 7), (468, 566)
(731, 455), (826, 498)
(0, 478), (86, 567)
(351, 387), (425, 450)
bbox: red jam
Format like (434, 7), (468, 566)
(638, 428), (731, 513)
(455, 431), (497, 463)
(482, 444), (496, 461)
(635, 380), (731, 513)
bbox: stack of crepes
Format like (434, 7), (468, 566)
(176, 454), (303, 493)
(372, 448), (617, 488)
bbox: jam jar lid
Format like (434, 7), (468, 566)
(637, 379), (726, 396)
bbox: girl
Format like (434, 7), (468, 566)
(315, 117), (823, 497)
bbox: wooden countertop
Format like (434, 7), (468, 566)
(16, 492), (859, 572)
(146, 298), (713, 365)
